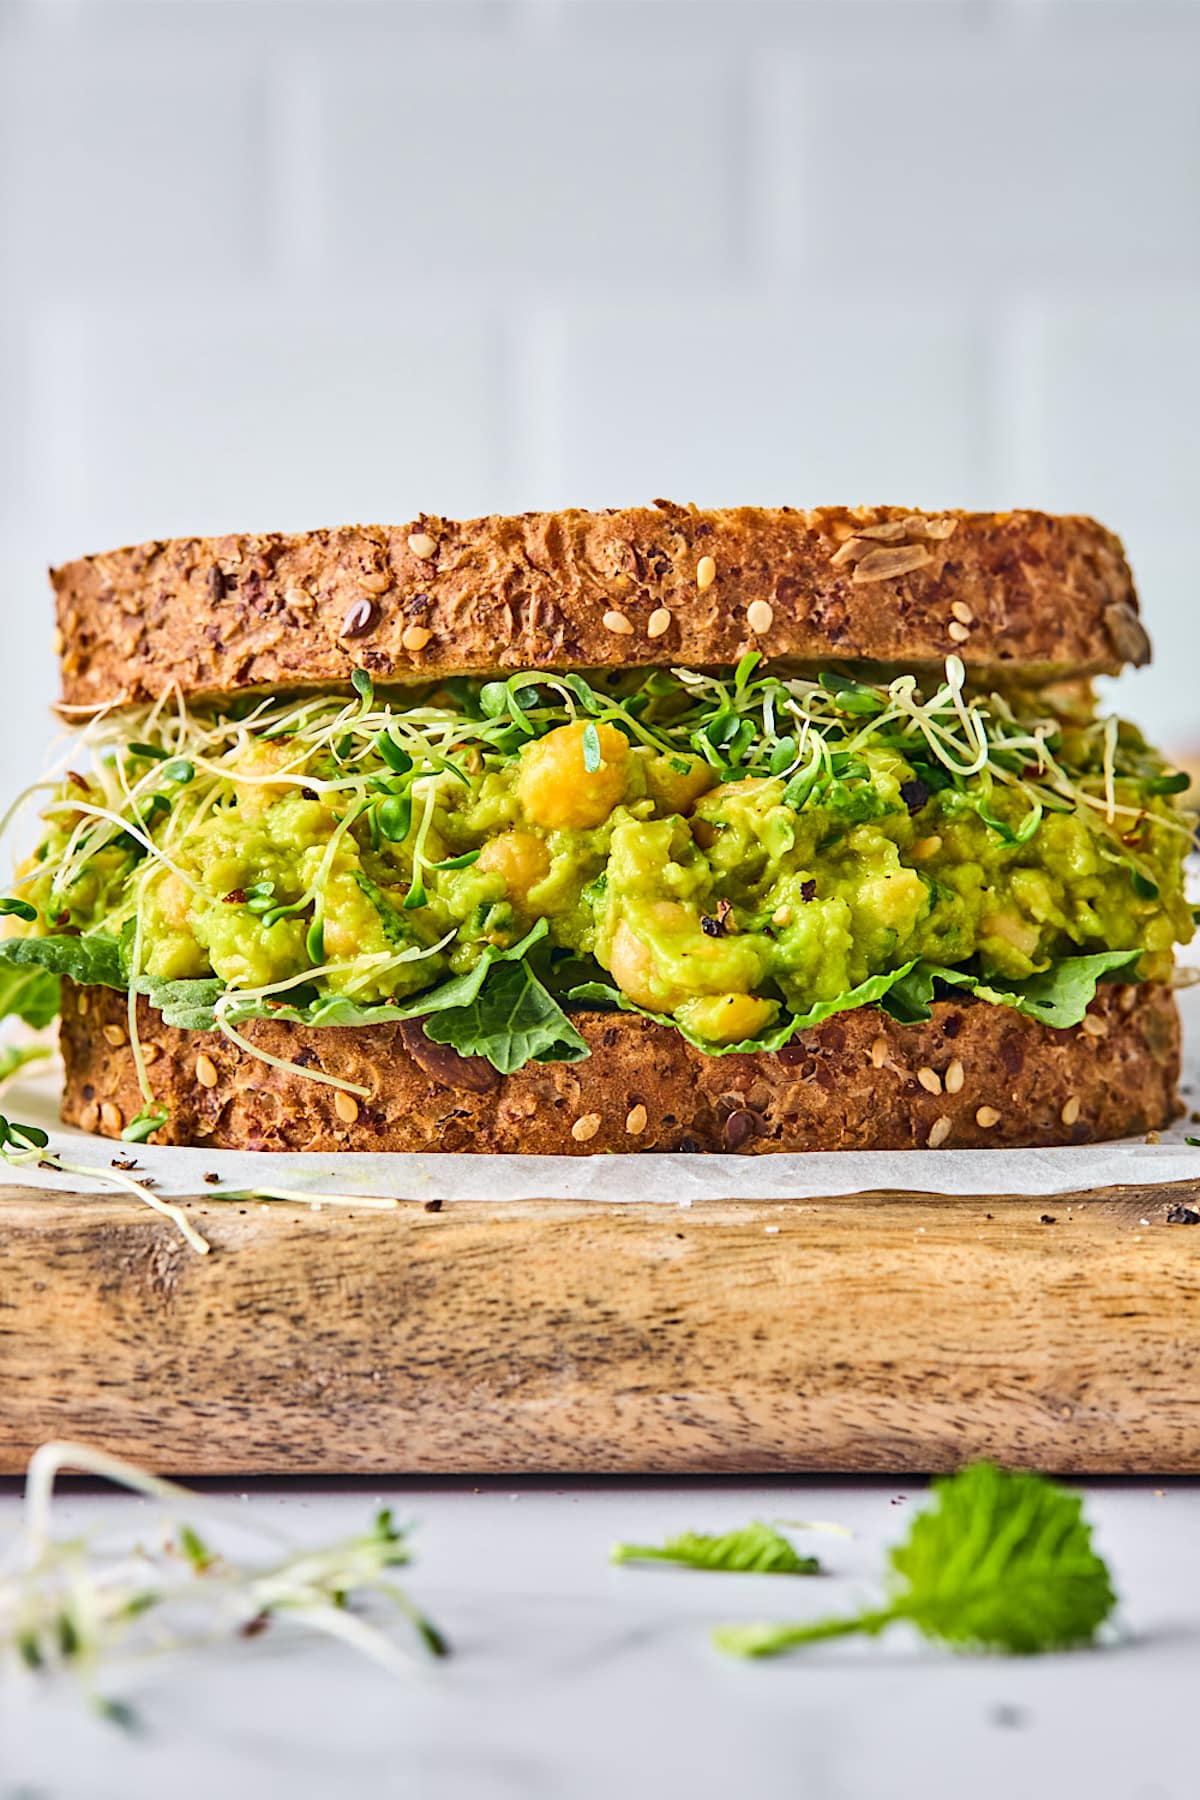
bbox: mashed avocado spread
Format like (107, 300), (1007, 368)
(1, 656), (1193, 1090)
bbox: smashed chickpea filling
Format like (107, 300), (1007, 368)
(8, 659), (1194, 1047)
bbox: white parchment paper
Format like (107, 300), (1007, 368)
(1, 973), (1197, 1207)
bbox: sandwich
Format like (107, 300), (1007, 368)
(0, 502), (1191, 1154)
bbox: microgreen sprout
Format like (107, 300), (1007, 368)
(12, 661), (1188, 962)
(0, 1112), (210, 1253)
(216, 1186), (400, 1210)
(0, 1440), (447, 1726)
(0, 1042), (51, 1088)
(0, 658), (1191, 1097)
(120, 1103), (169, 1145)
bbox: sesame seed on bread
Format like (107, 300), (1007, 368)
(51, 504), (1148, 709)
(60, 978), (1179, 1155)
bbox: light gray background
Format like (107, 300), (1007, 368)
(2, 4), (1199, 1795)
(1, 0), (1199, 804)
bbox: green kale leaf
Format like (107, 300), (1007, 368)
(883, 949), (1142, 1030)
(240, 922), (558, 1033)
(0, 963), (62, 1031)
(568, 963), (920, 1055)
(133, 975), (226, 1032)
(145, 921), (589, 1075)
(422, 950), (589, 1074)
(0, 932), (129, 1029)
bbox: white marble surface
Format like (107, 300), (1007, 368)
(1, 1474), (1197, 1800)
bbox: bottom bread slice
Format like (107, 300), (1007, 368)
(59, 978), (1180, 1154)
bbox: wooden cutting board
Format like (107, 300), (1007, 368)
(3, 1179), (1200, 1475)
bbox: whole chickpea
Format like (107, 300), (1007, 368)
(692, 775), (777, 849)
(155, 872), (193, 929)
(477, 831), (551, 907)
(700, 776), (774, 807)
(517, 722), (631, 831)
(677, 992), (778, 1044)
(980, 911), (1041, 957)
(608, 919), (675, 1010)
(645, 754), (715, 817)
(607, 903), (758, 1013)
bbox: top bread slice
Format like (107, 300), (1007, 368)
(51, 503), (1148, 709)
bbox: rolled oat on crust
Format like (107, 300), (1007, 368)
(60, 979), (1179, 1155)
(51, 504), (1145, 709)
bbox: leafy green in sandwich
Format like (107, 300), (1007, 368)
(0, 655), (1192, 1101)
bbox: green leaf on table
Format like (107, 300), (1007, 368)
(713, 1462), (1116, 1660)
(612, 1521), (821, 1576)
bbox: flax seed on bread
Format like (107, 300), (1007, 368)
(52, 504), (1147, 709)
(60, 978), (1180, 1156)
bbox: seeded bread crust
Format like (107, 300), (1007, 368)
(60, 979), (1179, 1155)
(51, 505), (1146, 709)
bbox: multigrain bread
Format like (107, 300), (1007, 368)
(61, 978), (1180, 1155)
(52, 504), (1147, 709)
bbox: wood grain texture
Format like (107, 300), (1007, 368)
(2, 1182), (1200, 1476)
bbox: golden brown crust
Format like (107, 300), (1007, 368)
(60, 979), (1179, 1155)
(51, 504), (1145, 709)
